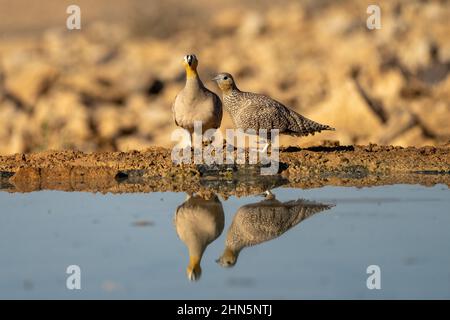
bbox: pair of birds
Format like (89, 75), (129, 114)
(172, 54), (334, 149)
(174, 191), (333, 281)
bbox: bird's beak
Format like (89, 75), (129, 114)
(211, 75), (221, 82)
(186, 55), (193, 66)
(215, 258), (221, 264)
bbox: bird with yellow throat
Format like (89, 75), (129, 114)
(172, 54), (223, 147)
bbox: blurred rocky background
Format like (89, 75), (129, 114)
(0, 0), (449, 155)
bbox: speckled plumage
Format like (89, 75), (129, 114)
(217, 194), (333, 267)
(213, 73), (334, 137)
(173, 55), (222, 133)
(226, 197), (332, 250)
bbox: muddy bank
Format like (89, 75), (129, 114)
(1, 1), (450, 155)
(0, 144), (449, 196)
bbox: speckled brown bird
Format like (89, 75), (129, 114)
(212, 73), (334, 149)
(172, 55), (222, 143)
(216, 191), (333, 268)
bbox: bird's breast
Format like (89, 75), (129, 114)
(174, 93), (221, 130)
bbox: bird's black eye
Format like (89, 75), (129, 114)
(223, 76), (228, 80)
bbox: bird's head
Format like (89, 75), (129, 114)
(216, 248), (238, 268)
(186, 256), (202, 281)
(183, 54), (198, 77)
(212, 72), (235, 92)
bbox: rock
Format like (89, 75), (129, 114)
(410, 100), (450, 137)
(40, 167), (72, 191)
(238, 13), (266, 38)
(59, 70), (127, 104)
(375, 110), (416, 145)
(0, 0), (449, 154)
(305, 79), (384, 144)
(294, 63), (329, 109)
(93, 104), (136, 140)
(211, 8), (242, 35)
(10, 167), (41, 192)
(372, 70), (405, 107)
(266, 2), (305, 32)
(127, 94), (173, 138)
(0, 101), (31, 154)
(4, 61), (58, 108)
(390, 126), (435, 147)
(116, 136), (153, 151)
(32, 90), (92, 150)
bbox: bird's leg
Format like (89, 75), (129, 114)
(261, 142), (268, 153)
(261, 140), (271, 153)
(259, 133), (271, 153)
(244, 133), (259, 154)
(192, 131), (204, 163)
(181, 132), (192, 150)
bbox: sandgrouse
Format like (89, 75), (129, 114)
(174, 194), (225, 281)
(172, 55), (222, 146)
(212, 73), (334, 150)
(216, 191), (333, 268)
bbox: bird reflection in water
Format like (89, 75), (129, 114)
(174, 193), (225, 281)
(217, 191), (333, 268)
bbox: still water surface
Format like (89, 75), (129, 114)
(0, 184), (449, 299)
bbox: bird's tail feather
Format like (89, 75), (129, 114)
(284, 200), (334, 227)
(288, 111), (335, 136)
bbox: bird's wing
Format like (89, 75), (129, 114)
(204, 88), (223, 123)
(231, 200), (333, 247)
(212, 92), (223, 123)
(242, 92), (334, 136)
(232, 204), (292, 243)
(172, 94), (180, 126)
(236, 92), (292, 131)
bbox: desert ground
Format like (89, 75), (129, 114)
(0, 0), (449, 156)
(0, 0), (449, 193)
(1, 144), (449, 196)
